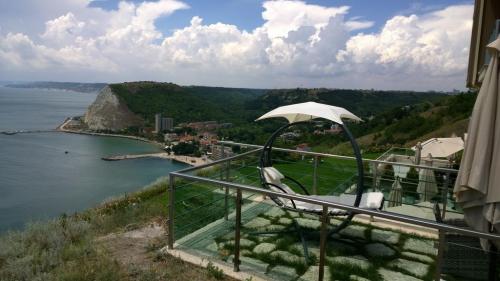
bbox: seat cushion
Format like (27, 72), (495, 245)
(262, 166), (284, 183)
(285, 192), (384, 215)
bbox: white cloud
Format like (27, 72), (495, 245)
(338, 5), (473, 78)
(0, 0), (473, 90)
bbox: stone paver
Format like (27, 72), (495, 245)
(298, 266), (331, 281)
(401, 251), (434, 264)
(287, 211), (301, 218)
(378, 268), (423, 281)
(328, 240), (357, 254)
(289, 243), (321, 258)
(253, 243), (276, 255)
(340, 225), (367, 239)
(349, 275), (371, 281)
(265, 208), (286, 218)
(365, 243), (396, 257)
(388, 258), (429, 278)
(295, 218), (322, 229)
(278, 217), (293, 225)
(244, 217), (271, 229)
(403, 238), (437, 256)
(264, 224), (287, 231)
(328, 255), (372, 270)
(267, 265), (298, 281)
(270, 250), (304, 264)
(371, 229), (400, 245)
(239, 256), (268, 272)
(223, 238), (255, 248)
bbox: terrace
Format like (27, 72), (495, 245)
(163, 141), (500, 281)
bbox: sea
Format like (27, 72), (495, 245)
(0, 86), (187, 232)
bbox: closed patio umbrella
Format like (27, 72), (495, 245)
(388, 177), (403, 207)
(417, 156), (438, 201)
(454, 36), (500, 250)
(415, 142), (422, 165)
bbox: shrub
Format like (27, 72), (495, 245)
(206, 261), (224, 280)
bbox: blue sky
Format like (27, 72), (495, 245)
(89, 0), (471, 34)
(0, 0), (475, 90)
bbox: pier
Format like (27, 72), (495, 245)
(101, 152), (210, 166)
(1, 130), (57, 135)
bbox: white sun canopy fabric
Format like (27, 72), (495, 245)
(412, 137), (464, 158)
(256, 101), (362, 125)
(455, 36), (500, 250)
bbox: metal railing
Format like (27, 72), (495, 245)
(167, 142), (500, 281)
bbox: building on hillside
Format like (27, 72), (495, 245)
(154, 113), (162, 133)
(179, 133), (198, 143)
(161, 117), (174, 131)
(199, 132), (218, 148)
(154, 113), (174, 133)
(280, 131), (301, 140)
(187, 121), (220, 132)
(210, 145), (234, 160)
(325, 124), (343, 134)
(164, 133), (179, 143)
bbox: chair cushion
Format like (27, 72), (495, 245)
(285, 192), (384, 215)
(262, 167), (284, 183)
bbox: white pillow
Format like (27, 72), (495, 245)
(262, 167), (284, 183)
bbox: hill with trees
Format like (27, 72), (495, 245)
(85, 81), (472, 151)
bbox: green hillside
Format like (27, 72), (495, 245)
(109, 82), (266, 126)
(331, 92), (477, 154)
(110, 82), (446, 132)
(249, 88), (445, 117)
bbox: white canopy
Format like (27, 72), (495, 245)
(454, 36), (500, 250)
(412, 137), (464, 158)
(256, 101), (362, 125)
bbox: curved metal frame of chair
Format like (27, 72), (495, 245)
(258, 120), (365, 236)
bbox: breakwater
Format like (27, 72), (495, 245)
(1, 130), (56, 135)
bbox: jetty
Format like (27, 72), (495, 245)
(101, 152), (210, 166)
(1, 129), (56, 135)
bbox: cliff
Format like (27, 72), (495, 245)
(84, 85), (143, 131)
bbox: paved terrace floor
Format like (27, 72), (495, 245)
(168, 198), (447, 281)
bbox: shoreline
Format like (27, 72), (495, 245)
(102, 152), (210, 167)
(57, 118), (160, 146)
(57, 118), (210, 167)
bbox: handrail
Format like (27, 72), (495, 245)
(174, 148), (263, 174)
(218, 141), (459, 174)
(170, 171), (500, 241)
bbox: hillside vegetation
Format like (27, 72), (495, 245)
(110, 82), (265, 126)
(110, 82), (445, 124)
(332, 92), (477, 154)
(108, 81), (447, 144)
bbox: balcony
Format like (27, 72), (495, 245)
(164, 141), (500, 281)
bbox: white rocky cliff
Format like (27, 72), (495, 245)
(84, 86), (143, 131)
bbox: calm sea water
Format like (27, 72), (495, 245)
(0, 87), (187, 232)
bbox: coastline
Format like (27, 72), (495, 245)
(57, 118), (210, 167)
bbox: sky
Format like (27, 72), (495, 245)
(0, 0), (474, 91)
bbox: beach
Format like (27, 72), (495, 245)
(58, 118), (210, 167)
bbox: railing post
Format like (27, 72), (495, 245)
(167, 173), (175, 249)
(372, 162), (378, 191)
(224, 160), (231, 221)
(441, 172), (450, 219)
(313, 156), (319, 195)
(318, 205), (328, 281)
(233, 188), (242, 272)
(435, 230), (445, 281)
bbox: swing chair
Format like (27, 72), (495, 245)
(256, 102), (384, 240)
